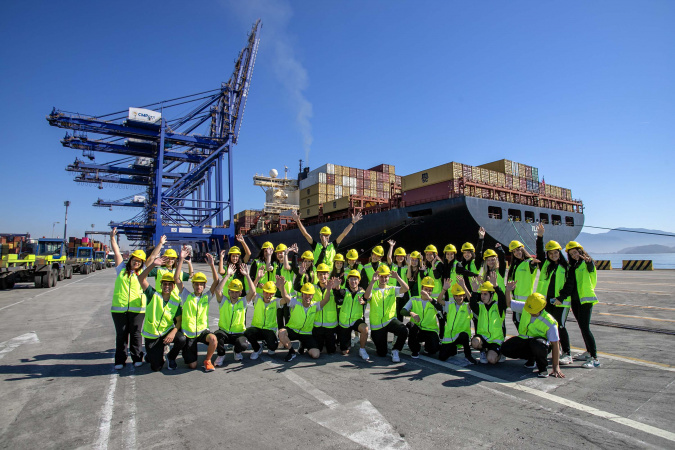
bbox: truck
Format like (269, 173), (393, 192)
(106, 252), (116, 268)
(94, 251), (106, 270)
(0, 238), (73, 289)
(69, 247), (96, 274)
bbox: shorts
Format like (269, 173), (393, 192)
(341, 318), (366, 333)
(183, 330), (213, 364)
(475, 335), (502, 354)
(286, 328), (318, 350)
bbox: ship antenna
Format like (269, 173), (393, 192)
(299, 159), (303, 173)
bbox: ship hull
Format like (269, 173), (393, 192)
(245, 196), (584, 257)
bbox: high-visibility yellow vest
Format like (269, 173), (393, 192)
(287, 302), (319, 335)
(313, 242), (336, 273)
(518, 310), (558, 339)
(255, 261), (277, 294)
(363, 263), (377, 285)
(313, 285), (337, 328)
(409, 298), (439, 332)
(368, 286), (397, 330)
(338, 289), (365, 327)
(251, 297), (279, 331)
(476, 300), (505, 344)
(111, 268), (145, 313)
(512, 260), (537, 300)
(424, 261), (443, 295)
(536, 262), (570, 307)
(181, 292), (210, 338)
(442, 302), (472, 343)
(218, 296), (247, 333)
(223, 274), (250, 297)
(575, 262), (598, 305)
(142, 291), (180, 339)
(388, 265), (407, 286)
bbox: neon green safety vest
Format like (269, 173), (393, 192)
(155, 267), (183, 302)
(181, 292), (210, 338)
(313, 285), (337, 328)
(424, 262), (443, 295)
(512, 260), (537, 300)
(575, 262), (598, 305)
(480, 267), (505, 292)
(313, 242), (336, 272)
(218, 297), (247, 333)
(363, 263), (377, 285)
(476, 300), (505, 344)
(255, 261), (277, 294)
(111, 268), (145, 313)
(518, 310), (558, 339)
(368, 286), (397, 330)
(536, 262), (570, 307)
(442, 302), (472, 343)
(338, 289), (365, 327)
(278, 266), (294, 296)
(142, 292), (180, 339)
(408, 298), (440, 333)
(223, 274), (250, 297)
(251, 297), (280, 331)
(388, 265), (407, 287)
(287, 302), (320, 335)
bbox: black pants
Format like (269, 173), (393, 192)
(438, 332), (472, 361)
(277, 305), (290, 330)
(312, 326), (337, 354)
(371, 319), (408, 357)
(406, 323), (439, 355)
(501, 336), (550, 372)
(112, 311), (145, 365)
(546, 304), (571, 354)
(244, 327), (279, 352)
(395, 295), (408, 322)
(571, 298), (597, 358)
(145, 331), (187, 371)
(214, 330), (248, 355)
(338, 319), (366, 351)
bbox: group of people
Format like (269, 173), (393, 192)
(109, 212), (600, 379)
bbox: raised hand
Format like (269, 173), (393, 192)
(227, 263), (236, 277)
(506, 280), (517, 291)
(236, 234), (245, 243)
(352, 211), (363, 224)
(405, 254), (411, 266)
(443, 278), (452, 291)
(291, 210), (300, 222)
(111, 227), (117, 237)
(240, 263), (251, 276)
(537, 222), (545, 237)
(387, 239), (396, 247)
(257, 265), (265, 279)
(275, 275), (286, 289)
(220, 249), (226, 258)
(153, 256), (165, 266)
(487, 272), (497, 286)
(289, 243), (299, 253)
(159, 235), (167, 246)
(478, 227), (486, 239)
(205, 253), (213, 264)
(180, 247), (189, 259)
(372, 273), (380, 284)
(329, 276), (340, 289)
(298, 263), (306, 275)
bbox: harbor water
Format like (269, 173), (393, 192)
(589, 252), (675, 269)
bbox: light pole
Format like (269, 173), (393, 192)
(63, 201), (70, 243)
(52, 222), (60, 238)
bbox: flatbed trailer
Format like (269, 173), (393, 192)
(68, 247), (96, 275)
(0, 239), (73, 289)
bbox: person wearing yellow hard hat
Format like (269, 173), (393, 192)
(434, 277), (476, 364)
(333, 269), (370, 359)
(173, 249), (221, 372)
(109, 227), (165, 370)
(535, 223), (573, 365)
(364, 264), (410, 362)
(385, 240), (409, 319)
(422, 244), (443, 295)
(294, 250), (318, 287)
(148, 246), (194, 305)
(359, 244), (386, 289)
(291, 209), (363, 273)
(250, 241), (277, 296)
(218, 233), (252, 283)
(400, 276), (443, 359)
(404, 250), (424, 298)
(330, 253), (347, 288)
(506, 238), (538, 331)
(557, 239), (600, 369)
(271, 242), (298, 329)
(137, 259), (187, 371)
(466, 276), (507, 365)
(344, 249), (363, 279)
(245, 276), (289, 360)
(502, 285), (565, 378)
(278, 280), (334, 362)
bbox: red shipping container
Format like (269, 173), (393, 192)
(356, 178), (364, 188)
(376, 182), (384, 191)
(401, 181), (459, 204)
(525, 166), (532, 179)
(349, 167), (357, 178)
(356, 169), (364, 179)
(82, 237), (90, 244)
(357, 187), (364, 196)
(376, 172), (386, 181)
(519, 178), (527, 191)
(363, 179), (371, 189)
(327, 174), (334, 184)
(505, 174), (513, 188)
(462, 165), (473, 180)
(395, 175), (402, 185)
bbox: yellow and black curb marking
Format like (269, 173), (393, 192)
(622, 260), (653, 271)
(595, 260), (612, 270)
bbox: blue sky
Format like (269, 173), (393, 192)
(1, 1), (674, 247)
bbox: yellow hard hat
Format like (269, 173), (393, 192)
(524, 293), (546, 315)
(545, 240), (562, 252)
(410, 251), (422, 260)
(192, 272), (207, 283)
(483, 249), (498, 258)
(421, 276), (435, 289)
(320, 226), (332, 235)
(300, 283), (315, 295)
(301, 251), (315, 261)
(444, 244), (457, 254)
(130, 249), (146, 261)
(261, 241), (274, 250)
(262, 281), (277, 294)
(509, 240), (524, 252)
(347, 269), (361, 279)
(229, 279), (243, 292)
(346, 249), (359, 260)
(228, 246), (241, 255)
(424, 244), (438, 254)
(461, 242), (475, 252)
(163, 249), (177, 258)
(565, 241), (583, 252)
(160, 273), (175, 283)
(450, 284), (465, 296)
(316, 263), (330, 272)
(275, 243), (287, 253)
(377, 265), (391, 276)
(479, 281), (495, 292)
(394, 247), (406, 256)
(372, 246), (384, 257)
(334, 253), (345, 262)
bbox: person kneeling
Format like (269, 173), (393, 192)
(244, 277), (288, 360)
(400, 276), (442, 359)
(334, 270), (370, 360)
(436, 277), (475, 364)
(468, 275), (507, 365)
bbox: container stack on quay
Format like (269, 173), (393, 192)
(298, 163), (402, 218)
(234, 209), (263, 234)
(68, 237), (107, 257)
(0, 235), (30, 257)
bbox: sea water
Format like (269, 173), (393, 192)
(589, 253), (675, 270)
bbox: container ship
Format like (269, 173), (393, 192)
(238, 159), (584, 257)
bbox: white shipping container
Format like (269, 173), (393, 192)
(299, 173), (318, 189)
(315, 163), (334, 175)
(319, 172), (327, 183)
(128, 107), (161, 124)
(349, 186), (357, 195)
(335, 185), (343, 197)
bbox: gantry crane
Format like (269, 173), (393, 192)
(47, 20), (261, 249)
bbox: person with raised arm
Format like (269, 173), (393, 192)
(334, 270), (370, 359)
(435, 277), (476, 364)
(274, 242), (298, 329)
(400, 276), (443, 359)
(218, 234), (252, 292)
(467, 274), (507, 365)
(244, 276), (289, 360)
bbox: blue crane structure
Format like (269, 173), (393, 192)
(46, 20), (261, 250)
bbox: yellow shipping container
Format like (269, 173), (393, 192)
(323, 196), (351, 213)
(401, 162), (463, 191)
(301, 183), (327, 197)
(389, 165), (396, 175)
(480, 168), (489, 183)
(496, 172), (505, 187)
(327, 184), (335, 195)
(370, 172), (377, 182)
(302, 193), (327, 207)
(304, 205), (321, 218)
(479, 159), (513, 175)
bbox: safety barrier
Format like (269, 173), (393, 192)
(594, 260), (612, 270)
(622, 260), (653, 271)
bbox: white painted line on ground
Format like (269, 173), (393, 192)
(0, 332), (39, 360)
(598, 301), (675, 312)
(571, 349), (675, 372)
(126, 369), (138, 450)
(0, 274), (96, 312)
(272, 363), (340, 409)
(415, 354), (675, 444)
(94, 372), (118, 450)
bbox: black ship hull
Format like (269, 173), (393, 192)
(245, 196), (584, 258)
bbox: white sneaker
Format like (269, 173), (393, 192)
(134, 361), (143, 367)
(479, 352), (487, 364)
(250, 347), (263, 360)
(359, 348), (370, 360)
(234, 352), (243, 361)
(582, 358), (601, 369)
(574, 351), (591, 361)
(391, 349), (400, 363)
(214, 355), (226, 367)
(499, 355), (506, 363)
(267, 350), (276, 356)
(559, 353), (573, 365)
(114, 364), (124, 370)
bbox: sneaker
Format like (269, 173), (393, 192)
(234, 352), (243, 361)
(582, 358), (601, 369)
(214, 355), (226, 367)
(285, 348), (297, 362)
(134, 361), (143, 367)
(559, 353), (573, 365)
(204, 360), (215, 372)
(524, 360), (536, 369)
(298, 346), (305, 355)
(250, 347), (263, 360)
(499, 355), (506, 363)
(479, 352), (487, 364)
(392, 349), (401, 363)
(537, 370), (549, 378)
(114, 364), (124, 370)
(168, 359), (177, 370)
(574, 351), (591, 361)
(359, 348), (369, 360)
(341, 350), (350, 356)
(465, 355), (477, 365)
(267, 350), (275, 356)
(411, 351), (420, 359)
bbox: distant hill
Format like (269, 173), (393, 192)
(578, 228), (675, 253)
(617, 244), (675, 254)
